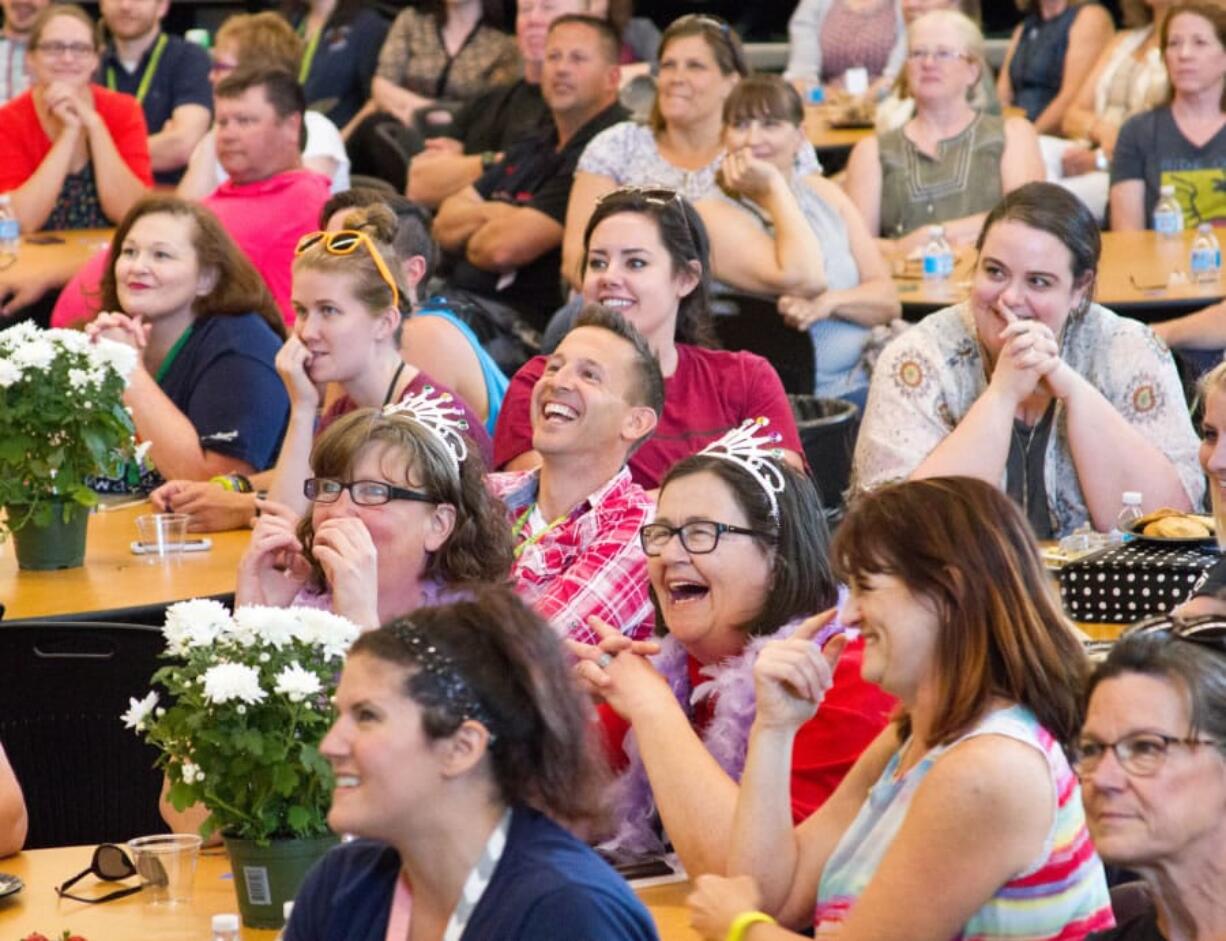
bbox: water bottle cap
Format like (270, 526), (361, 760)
(1122, 491), (1142, 505)
(1160, 184), (1175, 196)
(212, 913), (240, 931)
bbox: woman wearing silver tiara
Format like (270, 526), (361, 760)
(236, 394), (512, 632)
(569, 419), (895, 876)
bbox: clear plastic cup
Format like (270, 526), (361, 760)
(135, 513), (189, 560)
(128, 833), (202, 905)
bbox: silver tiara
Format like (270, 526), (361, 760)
(699, 418), (787, 518)
(383, 385), (469, 470)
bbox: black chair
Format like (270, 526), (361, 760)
(712, 293), (816, 396)
(790, 394), (860, 524)
(0, 622), (170, 849)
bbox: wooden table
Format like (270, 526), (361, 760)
(0, 503), (250, 621)
(0, 230), (112, 313)
(0, 845), (702, 940)
(895, 230), (1226, 321)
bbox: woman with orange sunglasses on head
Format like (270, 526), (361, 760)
(265, 203), (490, 518)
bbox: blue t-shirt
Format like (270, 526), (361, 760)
(98, 32), (212, 186)
(285, 807), (659, 941)
(294, 8), (389, 129)
(158, 314), (289, 471)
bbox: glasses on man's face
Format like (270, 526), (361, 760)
(639, 520), (774, 557)
(1071, 732), (1219, 778)
(35, 41), (96, 58)
(56, 844), (159, 904)
(1126, 613), (1226, 653)
(907, 46), (968, 64)
(295, 230), (400, 311)
(304, 478), (437, 507)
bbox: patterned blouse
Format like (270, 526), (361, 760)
(852, 302), (1204, 537)
(375, 9), (521, 102)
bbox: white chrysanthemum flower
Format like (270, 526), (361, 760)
(181, 760), (202, 784)
(12, 338), (55, 371)
(48, 329), (89, 354)
(274, 661), (323, 703)
(201, 663), (267, 706)
(89, 337), (139, 381)
(133, 440), (153, 466)
(67, 367), (93, 390)
(121, 690), (159, 730)
(234, 605), (300, 649)
(163, 598), (236, 655)
(0, 359), (21, 388)
(292, 607), (361, 660)
(0, 320), (39, 349)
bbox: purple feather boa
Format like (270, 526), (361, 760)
(601, 603), (847, 859)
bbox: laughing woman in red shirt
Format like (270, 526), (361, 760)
(0, 4), (150, 232)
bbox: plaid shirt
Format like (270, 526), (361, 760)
(487, 467), (655, 644)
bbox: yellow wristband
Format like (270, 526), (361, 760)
(211, 474), (236, 492)
(727, 911), (776, 941)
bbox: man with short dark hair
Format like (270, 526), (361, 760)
(0, 0), (49, 103)
(97, 0), (211, 184)
(433, 15), (627, 333)
(488, 304), (661, 643)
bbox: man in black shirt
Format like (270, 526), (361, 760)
(433, 15), (628, 333)
(407, 0), (587, 208)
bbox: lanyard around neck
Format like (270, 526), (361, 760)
(511, 503), (569, 558)
(298, 21), (322, 85)
(106, 32), (167, 105)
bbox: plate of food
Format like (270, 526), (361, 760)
(1128, 508), (1217, 544)
(0, 872), (23, 899)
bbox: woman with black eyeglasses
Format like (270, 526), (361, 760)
(1077, 617), (1226, 941)
(237, 404), (511, 632)
(264, 203), (491, 519)
(0, 4), (150, 233)
(569, 435), (894, 876)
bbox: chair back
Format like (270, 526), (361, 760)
(790, 394), (860, 522)
(0, 622), (169, 849)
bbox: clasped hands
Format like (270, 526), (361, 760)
(989, 308), (1078, 406)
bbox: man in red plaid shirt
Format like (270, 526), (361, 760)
(486, 305), (662, 643)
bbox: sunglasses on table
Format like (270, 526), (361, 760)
(56, 843), (163, 904)
(294, 229), (400, 311)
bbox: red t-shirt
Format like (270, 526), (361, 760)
(0, 85), (153, 192)
(597, 636), (895, 823)
(493, 344), (805, 490)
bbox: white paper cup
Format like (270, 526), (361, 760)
(135, 513), (189, 560)
(128, 834), (202, 905)
(844, 66), (869, 96)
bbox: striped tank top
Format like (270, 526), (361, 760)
(815, 704), (1113, 940)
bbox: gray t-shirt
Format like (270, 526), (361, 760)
(1112, 106), (1226, 228)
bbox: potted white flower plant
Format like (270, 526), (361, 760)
(126, 600), (360, 929)
(0, 321), (138, 569)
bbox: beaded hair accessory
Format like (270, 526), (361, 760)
(698, 417), (787, 519)
(382, 385), (470, 471)
(393, 622), (496, 741)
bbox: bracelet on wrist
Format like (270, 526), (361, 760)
(727, 911), (776, 941)
(211, 473), (253, 493)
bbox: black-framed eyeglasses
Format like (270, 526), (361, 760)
(34, 41), (96, 58)
(56, 844), (159, 904)
(640, 520), (774, 557)
(303, 477), (437, 507)
(1125, 613), (1226, 653)
(1071, 732), (1220, 778)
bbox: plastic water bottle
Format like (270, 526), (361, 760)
(921, 225), (954, 280)
(1111, 491), (1144, 544)
(1190, 223), (1222, 284)
(0, 194), (19, 254)
(1153, 185), (1183, 237)
(211, 913), (241, 941)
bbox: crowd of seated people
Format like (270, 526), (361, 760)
(4, 4), (1226, 941)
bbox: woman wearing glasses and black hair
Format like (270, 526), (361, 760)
(1077, 617), (1226, 941)
(0, 3), (150, 233)
(494, 187), (805, 490)
(266, 203), (490, 517)
(237, 402), (511, 632)
(285, 589), (659, 941)
(570, 424), (894, 877)
(86, 194), (290, 484)
(844, 9), (1043, 261)
(687, 475), (1112, 941)
(561, 14), (771, 290)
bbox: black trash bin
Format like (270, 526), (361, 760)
(789, 394), (860, 523)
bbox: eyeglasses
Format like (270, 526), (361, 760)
(1126, 613), (1226, 653)
(1071, 732), (1219, 777)
(907, 46), (970, 64)
(303, 478), (436, 507)
(669, 14), (748, 75)
(35, 41), (96, 58)
(56, 844), (160, 904)
(639, 520), (774, 556)
(295, 229), (400, 311)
